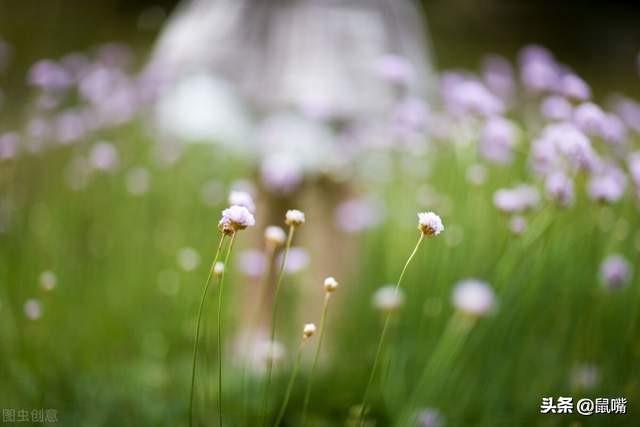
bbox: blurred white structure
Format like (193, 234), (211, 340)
(148, 0), (436, 189)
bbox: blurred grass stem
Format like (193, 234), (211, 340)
(261, 225), (296, 425)
(301, 293), (331, 426)
(189, 234), (226, 427)
(358, 233), (425, 426)
(217, 232), (236, 427)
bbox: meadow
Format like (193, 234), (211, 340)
(1, 20), (640, 427)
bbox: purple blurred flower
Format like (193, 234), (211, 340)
(573, 102), (607, 136)
(509, 215), (527, 235)
(28, 60), (73, 91)
(540, 95), (573, 121)
(520, 48), (560, 94)
(482, 54), (515, 101)
(479, 116), (519, 164)
(600, 254), (632, 290)
(238, 249), (267, 278)
(518, 45), (555, 66)
(417, 408), (445, 427)
(611, 96), (640, 133)
(493, 185), (540, 214)
(587, 165), (627, 203)
(277, 247), (309, 274)
(335, 198), (385, 233)
(600, 113), (627, 145)
(560, 73), (591, 101)
(0, 132), (19, 160)
(55, 110), (88, 144)
(260, 154), (303, 195)
(391, 97), (430, 135)
(441, 73), (504, 117)
(24, 299), (42, 320)
(89, 142), (119, 172)
(540, 122), (599, 172)
(545, 171), (574, 207)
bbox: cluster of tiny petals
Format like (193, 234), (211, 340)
(417, 211), (444, 236)
(285, 209), (305, 226)
(302, 323), (316, 340)
(323, 276), (339, 293)
(264, 225), (287, 247)
(219, 205), (256, 234)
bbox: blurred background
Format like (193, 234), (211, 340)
(1, 0), (640, 426)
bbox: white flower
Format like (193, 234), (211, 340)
(213, 262), (225, 277)
(452, 279), (495, 316)
(177, 247), (200, 272)
(219, 205), (256, 234)
(417, 212), (444, 236)
(372, 285), (405, 313)
(303, 323), (317, 339)
(264, 225), (287, 247)
(39, 270), (57, 291)
(284, 209), (305, 226)
(323, 276), (339, 293)
(24, 299), (42, 320)
(228, 190), (255, 213)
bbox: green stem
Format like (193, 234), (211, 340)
(300, 293), (331, 426)
(242, 245), (277, 424)
(274, 341), (305, 426)
(261, 225), (296, 425)
(217, 232), (236, 427)
(358, 233), (425, 426)
(189, 234), (226, 427)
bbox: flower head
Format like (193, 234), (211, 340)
(600, 254), (632, 290)
(302, 323), (317, 340)
(39, 270), (57, 291)
(264, 225), (287, 247)
(545, 171), (574, 207)
(323, 276), (339, 293)
(284, 209), (305, 227)
(219, 205), (256, 234)
(452, 279), (496, 317)
(418, 212), (444, 236)
(372, 285), (405, 313)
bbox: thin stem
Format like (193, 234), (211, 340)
(217, 232), (236, 427)
(358, 233), (425, 426)
(274, 341), (305, 426)
(260, 225), (296, 425)
(189, 234), (226, 427)
(242, 245), (277, 423)
(300, 293), (331, 426)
